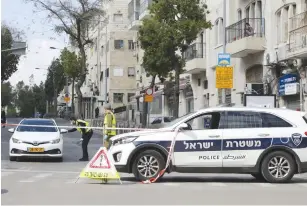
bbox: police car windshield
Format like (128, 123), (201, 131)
(161, 111), (197, 128)
(16, 119), (58, 132)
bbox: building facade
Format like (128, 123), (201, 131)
(127, 0), (307, 123)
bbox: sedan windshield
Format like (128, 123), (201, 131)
(160, 111), (197, 128)
(16, 119), (58, 132)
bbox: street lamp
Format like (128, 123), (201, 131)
(35, 67), (57, 115)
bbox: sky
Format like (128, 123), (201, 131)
(1, 0), (69, 86)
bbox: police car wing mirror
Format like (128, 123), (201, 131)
(60, 129), (68, 134)
(8, 128), (14, 133)
(178, 123), (189, 130)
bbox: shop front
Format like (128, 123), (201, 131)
(278, 73), (301, 110)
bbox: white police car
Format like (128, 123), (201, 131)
(108, 107), (307, 183)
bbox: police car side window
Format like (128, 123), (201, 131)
(186, 112), (221, 130)
(260, 113), (292, 127)
(226, 111), (262, 129)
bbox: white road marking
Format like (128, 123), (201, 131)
(1, 171), (15, 177)
(205, 182), (227, 187)
(256, 183), (276, 187)
(19, 173), (53, 183)
(161, 182), (180, 186)
(2, 169), (79, 174)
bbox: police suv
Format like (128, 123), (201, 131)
(108, 107), (307, 183)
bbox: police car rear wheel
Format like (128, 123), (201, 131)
(261, 151), (295, 183)
(132, 150), (166, 181)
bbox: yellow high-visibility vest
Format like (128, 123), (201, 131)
(104, 112), (116, 136)
(76, 119), (91, 134)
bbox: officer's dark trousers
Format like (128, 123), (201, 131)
(81, 130), (93, 158)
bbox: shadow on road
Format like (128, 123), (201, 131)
(119, 176), (307, 184)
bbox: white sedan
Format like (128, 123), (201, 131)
(8, 118), (67, 161)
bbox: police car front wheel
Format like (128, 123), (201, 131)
(261, 151), (296, 183)
(132, 150), (166, 181)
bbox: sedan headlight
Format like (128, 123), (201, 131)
(12, 138), (22, 144)
(50, 138), (61, 144)
(112, 136), (138, 146)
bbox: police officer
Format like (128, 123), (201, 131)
(67, 116), (93, 161)
(103, 104), (116, 149)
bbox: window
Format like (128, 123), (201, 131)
(238, 9), (242, 21)
(113, 68), (124, 76)
(203, 80), (208, 89)
(114, 40), (124, 49)
(106, 68), (109, 78)
(128, 40), (135, 50)
(127, 93), (134, 102)
(113, 93), (123, 103)
(185, 112), (222, 130)
(198, 79), (201, 86)
(260, 113), (292, 127)
(113, 13), (123, 22)
(225, 111), (262, 129)
(128, 67), (135, 77)
(17, 120), (57, 132)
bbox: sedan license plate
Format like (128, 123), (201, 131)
(28, 148), (44, 153)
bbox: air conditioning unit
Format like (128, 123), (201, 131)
(277, 43), (289, 61)
(245, 83), (264, 95)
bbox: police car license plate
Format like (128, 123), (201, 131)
(28, 148), (44, 152)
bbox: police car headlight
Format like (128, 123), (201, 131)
(12, 138), (22, 144)
(113, 136), (138, 146)
(50, 138), (61, 144)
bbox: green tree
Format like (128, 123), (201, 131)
(32, 82), (46, 115)
(1, 24), (20, 82)
(139, 0), (211, 118)
(1, 81), (14, 107)
(60, 48), (82, 113)
(26, 0), (105, 114)
(14, 81), (35, 117)
(44, 59), (66, 114)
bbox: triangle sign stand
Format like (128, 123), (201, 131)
(76, 147), (122, 184)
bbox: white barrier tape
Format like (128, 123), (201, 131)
(2, 123), (173, 132)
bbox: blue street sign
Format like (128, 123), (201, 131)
(218, 53), (231, 65)
(278, 73), (298, 96)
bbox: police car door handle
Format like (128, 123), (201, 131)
(208, 135), (220, 138)
(258, 133), (270, 137)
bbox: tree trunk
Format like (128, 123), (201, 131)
(71, 78), (75, 114)
(141, 75), (156, 128)
(76, 46), (87, 118)
(174, 66), (180, 118)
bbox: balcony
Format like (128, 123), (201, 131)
(128, 0), (141, 30)
(139, 0), (152, 20)
(288, 11), (307, 58)
(226, 18), (265, 58)
(183, 43), (206, 74)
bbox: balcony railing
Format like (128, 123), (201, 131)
(129, 11), (140, 23)
(290, 11), (307, 31)
(183, 43), (205, 61)
(140, 0), (152, 15)
(226, 18), (265, 44)
(289, 25), (307, 52)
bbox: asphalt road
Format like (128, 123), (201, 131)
(1, 118), (307, 205)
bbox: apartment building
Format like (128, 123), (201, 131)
(66, 0), (138, 119)
(127, 0), (307, 121)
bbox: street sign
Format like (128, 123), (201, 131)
(64, 97), (70, 103)
(144, 95), (153, 102)
(218, 53), (231, 66)
(216, 66), (233, 89)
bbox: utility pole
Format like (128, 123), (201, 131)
(222, 0), (227, 104)
(104, 20), (108, 105)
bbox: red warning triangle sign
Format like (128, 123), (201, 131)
(89, 149), (111, 169)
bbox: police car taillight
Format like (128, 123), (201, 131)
(305, 131), (307, 136)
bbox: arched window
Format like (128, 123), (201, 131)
(215, 18), (224, 46)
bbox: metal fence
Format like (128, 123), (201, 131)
(289, 25), (307, 52)
(183, 43), (205, 60)
(140, 0), (152, 15)
(226, 18), (265, 44)
(290, 11), (307, 31)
